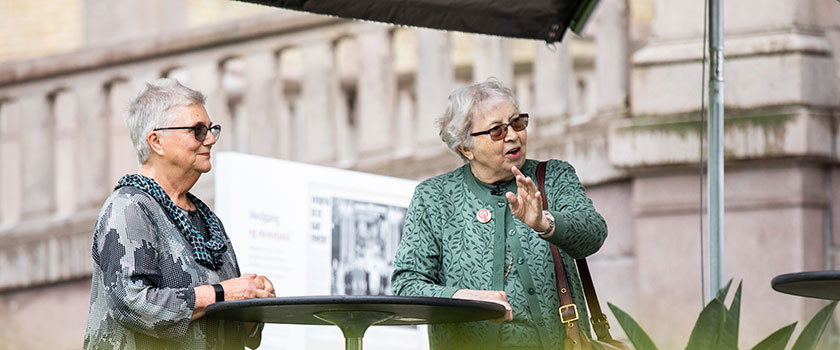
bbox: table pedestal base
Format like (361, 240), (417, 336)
(314, 311), (395, 350)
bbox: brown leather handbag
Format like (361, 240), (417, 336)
(536, 161), (629, 350)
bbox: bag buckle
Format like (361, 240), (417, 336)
(559, 304), (579, 324)
(591, 313), (610, 327)
(591, 314), (612, 339)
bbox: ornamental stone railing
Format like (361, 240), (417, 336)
(0, 4), (629, 291)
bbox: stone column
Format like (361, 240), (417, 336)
(331, 35), (360, 165)
(107, 80), (138, 185)
(74, 83), (109, 211)
(394, 90), (414, 157)
(19, 94), (54, 219)
(415, 29), (453, 149)
(356, 27), (395, 156)
(828, 3), (840, 81)
(301, 41), (336, 162)
(513, 76), (532, 114)
(533, 41), (571, 119)
(275, 77), (294, 161)
(593, 0), (629, 115)
(277, 48), (303, 161)
(244, 52), (280, 158)
(221, 58), (248, 153)
(0, 100), (22, 225)
(472, 36), (512, 85)
(53, 91), (78, 217)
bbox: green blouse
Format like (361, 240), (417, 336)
(391, 159), (607, 350)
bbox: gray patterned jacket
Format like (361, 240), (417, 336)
(84, 187), (261, 350)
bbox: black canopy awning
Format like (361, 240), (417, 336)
(235, 0), (599, 43)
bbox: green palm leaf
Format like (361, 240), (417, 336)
(716, 279), (734, 303)
(607, 302), (658, 350)
(685, 299), (726, 350)
(751, 323), (797, 350)
(791, 301), (837, 350)
(717, 282), (742, 350)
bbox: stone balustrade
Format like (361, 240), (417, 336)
(0, 6), (626, 291)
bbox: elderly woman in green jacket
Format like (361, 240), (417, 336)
(391, 78), (607, 350)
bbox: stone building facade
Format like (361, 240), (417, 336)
(1, 0), (839, 349)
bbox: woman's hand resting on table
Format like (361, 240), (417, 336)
(191, 273), (275, 320)
(221, 273), (275, 301)
(453, 289), (513, 323)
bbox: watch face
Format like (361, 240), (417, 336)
(537, 210), (555, 235)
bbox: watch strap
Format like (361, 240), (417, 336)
(535, 210), (555, 236)
(212, 283), (224, 303)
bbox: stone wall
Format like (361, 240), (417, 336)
(0, 0), (83, 62)
(0, 5), (618, 347)
(613, 0), (840, 347)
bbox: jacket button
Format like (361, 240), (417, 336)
(508, 230), (516, 236)
(528, 288), (535, 295)
(517, 258), (524, 265)
(497, 201), (505, 207)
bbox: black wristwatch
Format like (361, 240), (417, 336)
(212, 284), (225, 303)
(535, 210), (555, 236)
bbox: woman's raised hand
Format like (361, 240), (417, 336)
(453, 289), (513, 323)
(221, 273), (276, 300)
(505, 166), (550, 233)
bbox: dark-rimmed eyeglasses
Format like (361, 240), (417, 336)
(470, 114), (529, 141)
(153, 123), (221, 142)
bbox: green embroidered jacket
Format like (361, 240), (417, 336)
(392, 159), (607, 350)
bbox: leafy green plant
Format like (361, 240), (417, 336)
(607, 280), (837, 350)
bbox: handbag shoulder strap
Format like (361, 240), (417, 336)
(536, 161), (614, 342)
(536, 161), (584, 346)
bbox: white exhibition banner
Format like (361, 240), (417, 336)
(215, 152), (428, 350)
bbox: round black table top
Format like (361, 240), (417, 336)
(205, 295), (507, 326)
(771, 271), (840, 300)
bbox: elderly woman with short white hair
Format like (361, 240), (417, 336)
(84, 78), (274, 350)
(392, 78), (608, 349)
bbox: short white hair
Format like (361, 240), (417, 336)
(436, 78), (519, 161)
(125, 78), (206, 164)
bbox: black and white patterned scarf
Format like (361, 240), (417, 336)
(116, 174), (227, 270)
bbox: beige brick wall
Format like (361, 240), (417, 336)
(0, 0), (84, 62)
(185, 0), (278, 28)
(0, 0), (275, 63)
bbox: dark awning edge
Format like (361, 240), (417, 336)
(234, 0), (601, 43)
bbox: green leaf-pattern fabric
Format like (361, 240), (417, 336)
(392, 159), (607, 350)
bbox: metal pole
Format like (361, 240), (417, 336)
(707, 0), (725, 297)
